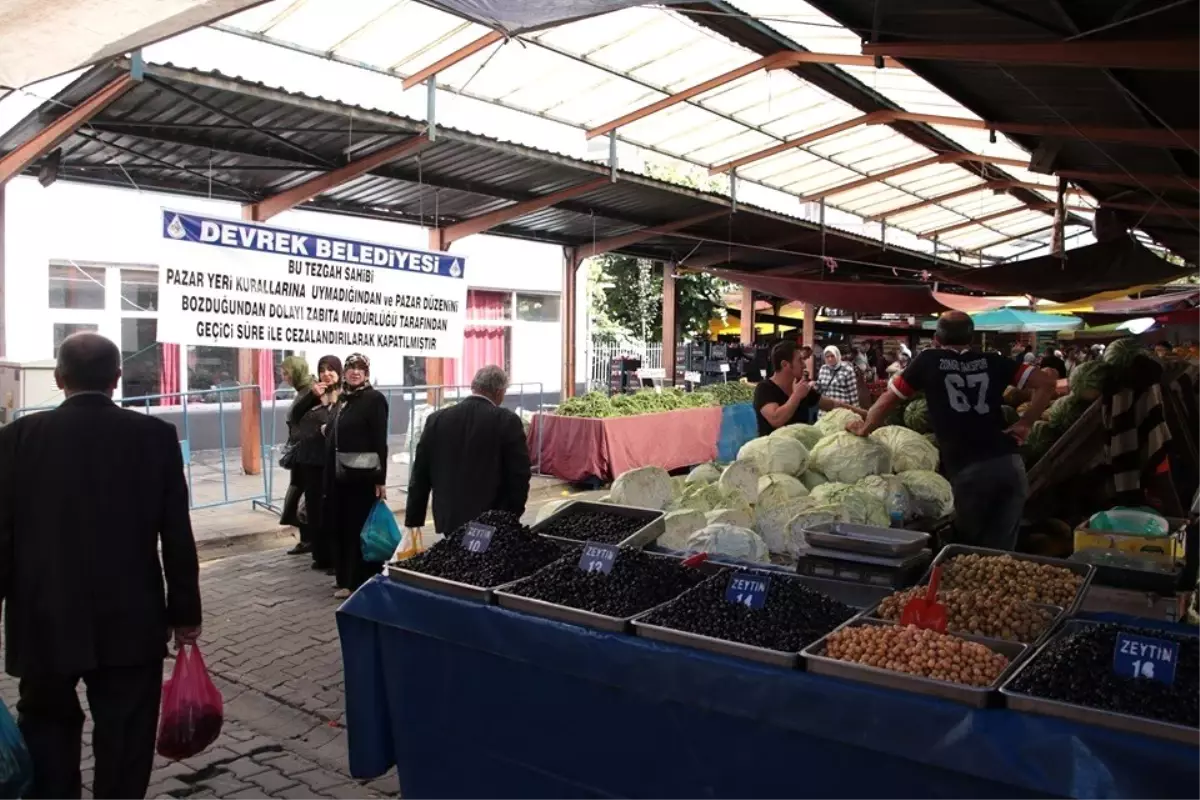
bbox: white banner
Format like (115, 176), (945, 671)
(156, 209), (467, 358)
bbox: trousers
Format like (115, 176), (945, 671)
(293, 463), (331, 567)
(949, 453), (1028, 551)
(17, 662), (162, 799)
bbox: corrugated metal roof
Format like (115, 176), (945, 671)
(0, 60), (957, 283)
(201, 0), (1085, 257)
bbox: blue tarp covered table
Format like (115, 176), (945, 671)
(717, 402), (757, 462)
(337, 576), (1198, 799)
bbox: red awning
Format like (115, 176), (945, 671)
(707, 269), (950, 315)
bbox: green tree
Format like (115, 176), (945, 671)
(591, 253), (727, 342)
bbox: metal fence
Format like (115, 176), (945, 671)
(12, 382), (546, 514)
(586, 340), (663, 391)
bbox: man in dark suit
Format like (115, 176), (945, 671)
(0, 332), (201, 799)
(405, 365), (532, 537)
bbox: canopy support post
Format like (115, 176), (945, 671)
(740, 286), (754, 346)
(802, 302), (816, 379)
(562, 248), (580, 399)
(238, 206), (262, 476)
(662, 261), (677, 385)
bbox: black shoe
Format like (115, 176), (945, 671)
(287, 542), (313, 555)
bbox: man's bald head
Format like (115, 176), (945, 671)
(56, 332), (121, 395)
(934, 311), (974, 348)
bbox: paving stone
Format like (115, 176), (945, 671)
(225, 756), (272, 780)
(247, 770), (299, 793)
(145, 777), (190, 797)
(295, 768), (351, 792)
(366, 773), (401, 795)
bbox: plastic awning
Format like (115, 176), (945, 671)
(708, 268), (949, 315)
(422, 1), (666, 33)
(0, 0), (268, 89)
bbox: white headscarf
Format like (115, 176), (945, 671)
(823, 345), (842, 365)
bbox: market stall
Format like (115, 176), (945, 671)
(337, 577), (1197, 799)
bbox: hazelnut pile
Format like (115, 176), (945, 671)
(824, 624), (1010, 687)
(940, 553), (1084, 607)
(876, 587), (1056, 643)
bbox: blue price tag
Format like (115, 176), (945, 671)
(725, 572), (770, 609)
(1113, 632), (1178, 685)
(461, 522), (495, 554)
(577, 542), (619, 575)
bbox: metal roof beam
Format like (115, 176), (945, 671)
(863, 182), (994, 222)
(242, 134), (430, 222)
(862, 39), (1199, 71)
(0, 75), (135, 187)
(401, 31), (504, 90)
(1055, 169), (1199, 191)
(1100, 201), (1200, 220)
(919, 203), (1093, 239)
(585, 51), (900, 140)
(798, 154), (945, 202)
(573, 209), (728, 264)
(878, 111), (1198, 150)
(432, 177), (610, 248)
(708, 112), (884, 174)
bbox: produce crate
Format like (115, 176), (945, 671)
(801, 618), (1029, 707)
(999, 619), (1199, 745)
(856, 596), (1064, 647)
(922, 544), (1095, 614)
(531, 500), (664, 549)
(385, 564), (515, 604)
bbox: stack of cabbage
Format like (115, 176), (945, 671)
(601, 413), (953, 565)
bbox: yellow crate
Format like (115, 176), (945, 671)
(1073, 518), (1186, 565)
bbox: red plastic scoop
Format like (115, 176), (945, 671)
(681, 552), (709, 569)
(900, 565), (947, 632)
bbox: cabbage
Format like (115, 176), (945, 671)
(684, 524), (770, 564)
(598, 494), (611, 503)
(809, 482), (888, 527)
(757, 473), (808, 501)
(705, 507), (754, 529)
(808, 431), (892, 484)
(670, 475), (689, 500)
(799, 470), (829, 491)
(903, 397), (932, 433)
(736, 437), (808, 477)
(858, 474), (913, 522)
(720, 460), (761, 503)
(816, 408), (860, 437)
(869, 425), (939, 473)
(679, 483), (724, 513)
(754, 483), (809, 554)
(898, 470), (953, 519)
(1046, 395), (1089, 431)
(786, 497), (849, 542)
(534, 499), (572, 524)
(610, 465), (672, 510)
(772, 423), (823, 450)
(685, 463), (721, 485)
(658, 509), (707, 551)
(718, 485), (755, 516)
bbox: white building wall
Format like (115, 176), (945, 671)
(2, 178), (569, 398)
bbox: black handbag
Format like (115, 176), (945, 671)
(333, 405), (383, 484)
(279, 485), (305, 527)
(278, 442), (298, 470)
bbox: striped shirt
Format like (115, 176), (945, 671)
(816, 363), (858, 413)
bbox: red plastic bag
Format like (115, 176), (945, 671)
(156, 644), (224, 760)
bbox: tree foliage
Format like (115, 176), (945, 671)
(592, 254), (726, 342)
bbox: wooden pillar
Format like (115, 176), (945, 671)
(561, 248), (579, 399)
(662, 261), (677, 384)
(802, 302), (816, 379)
(739, 285), (754, 345)
(238, 206), (262, 475)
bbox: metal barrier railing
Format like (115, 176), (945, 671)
(13, 386), (272, 511)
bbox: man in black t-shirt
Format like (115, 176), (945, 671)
(753, 341), (865, 437)
(848, 312), (1056, 550)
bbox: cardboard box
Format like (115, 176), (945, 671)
(1073, 516), (1186, 565)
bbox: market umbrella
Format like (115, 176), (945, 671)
(922, 308), (1082, 332)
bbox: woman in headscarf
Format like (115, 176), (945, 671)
(815, 345), (859, 417)
(324, 353), (390, 599)
(281, 355), (342, 569)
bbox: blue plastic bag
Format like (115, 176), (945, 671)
(717, 403), (757, 463)
(0, 701), (32, 799)
(360, 500), (401, 563)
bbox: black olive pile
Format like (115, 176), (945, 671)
(507, 550), (705, 618)
(537, 509), (648, 544)
(640, 570), (856, 652)
(1008, 624), (1198, 728)
(401, 510), (565, 588)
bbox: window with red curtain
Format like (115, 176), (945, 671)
(462, 290), (512, 385)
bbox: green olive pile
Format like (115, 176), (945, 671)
(940, 553), (1083, 607)
(824, 624), (1010, 687)
(876, 587), (1056, 643)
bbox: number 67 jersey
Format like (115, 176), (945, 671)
(889, 349), (1035, 475)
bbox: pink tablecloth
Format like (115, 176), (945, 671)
(527, 407), (723, 482)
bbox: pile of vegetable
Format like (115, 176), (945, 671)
(401, 511), (565, 588)
(505, 548), (706, 618)
(555, 388), (716, 418)
(699, 381), (755, 406)
(1007, 623), (1198, 728)
(639, 568), (857, 652)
